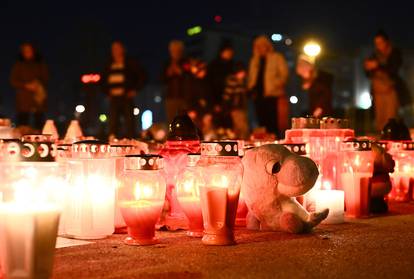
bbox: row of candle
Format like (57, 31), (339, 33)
(0, 122), (408, 279)
(0, 138), (245, 278)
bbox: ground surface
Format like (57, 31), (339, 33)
(52, 202), (414, 279)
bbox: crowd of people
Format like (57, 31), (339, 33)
(5, 31), (412, 140)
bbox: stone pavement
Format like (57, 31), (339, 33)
(52, 202), (414, 279)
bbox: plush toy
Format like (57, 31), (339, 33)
(242, 144), (329, 233)
(370, 143), (394, 214)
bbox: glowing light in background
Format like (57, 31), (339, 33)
(357, 91), (372, 109)
(271, 33), (283, 42)
(304, 41), (321, 57)
(214, 15), (222, 23)
(141, 110), (153, 130)
(75, 105), (85, 113)
(133, 107), (140, 116)
(154, 96), (162, 103)
(285, 38), (293, 46)
(81, 74), (101, 84)
(289, 96), (299, 104)
(187, 26), (202, 36)
(99, 114), (108, 123)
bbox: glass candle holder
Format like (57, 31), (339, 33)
(119, 155), (166, 245)
(340, 140), (374, 218)
(388, 141), (414, 202)
(158, 115), (200, 230)
(197, 141), (243, 246)
(176, 153), (204, 237)
(0, 139), (65, 279)
(64, 140), (115, 239)
(110, 144), (140, 233)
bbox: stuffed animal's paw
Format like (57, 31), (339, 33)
(308, 208), (329, 227)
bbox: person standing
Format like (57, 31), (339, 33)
(101, 41), (146, 139)
(247, 35), (289, 138)
(10, 42), (48, 130)
(364, 30), (411, 131)
(296, 54), (333, 117)
(223, 62), (249, 139)
(206, 43), (235, 109)
(162, 40), (190, 124)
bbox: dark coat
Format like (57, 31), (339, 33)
(161, 58), (190, 100)
(10, 60), (48, 113)
(308, 70), (333, 116)
(206, 58), (234, 106)
(101, 58), (146, 97)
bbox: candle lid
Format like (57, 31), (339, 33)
(320, 117), (349, 129)
(110, 144), (134, 157)
(282, 143), (307, 155)
(391, 141), (414, 151)
(342, 139), (372, 151)
(72, 140), (110, 158)
(201, 141), (238, 156)
(124, 154), (164, 170)
(291, 116), (320, 129)
(376, 140), (391, 151)
(22, 134), (54, 143)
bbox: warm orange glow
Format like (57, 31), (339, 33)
(81, 74), (101, 84)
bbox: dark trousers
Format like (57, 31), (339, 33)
(16, 112), (44, 130)
(254, 97), (278, 136)
(109, 96), (134, 138)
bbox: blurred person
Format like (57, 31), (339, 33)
(247, 35), (289, 138)
(223, 62), (249, 139)
(206, 42), (235, 109)
(364, 30), (411, 131)
(101, 41), (146, 139)
(10, 42), (48, 130)
(162, 40), (190, 124)
(186, 58), (210, 125)
(296, 54), (333, 117)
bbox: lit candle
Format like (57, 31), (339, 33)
(119, 155), (166, 246)
(198, 141), (242, 246)
(0, 140), (64, 279)
(315, 190), (344, 224)
(0, 203), (60, 279)
(340, 140), (374, 218)
(389, 142), (414, 202)
(176, 153), (204, 237)
(64, 141), (115, 239)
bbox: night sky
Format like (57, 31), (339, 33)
(1, 0), (413, 120)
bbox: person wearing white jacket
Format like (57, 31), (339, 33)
(247, 35), (289, 137)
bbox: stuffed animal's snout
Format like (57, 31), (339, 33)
(277, 155), (319, 196)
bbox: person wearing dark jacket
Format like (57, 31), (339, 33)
(364, 30), (411, 130)
(296, 54), (333, 117)
(161, 40), (191, 123)
(206, 43), (235, 109)
(10, 42), (48, 130)
(101, 41), (146, 139)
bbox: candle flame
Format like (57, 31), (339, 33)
(322, 180), (332, 190)
(211, 175), (229, 188)
(354, 155), (361, 167)
(183, 180), (194, 193)
(402, 165), (411, 173)
(134, 182), (155, 200)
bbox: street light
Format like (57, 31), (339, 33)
(303, 41), (321, 58)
